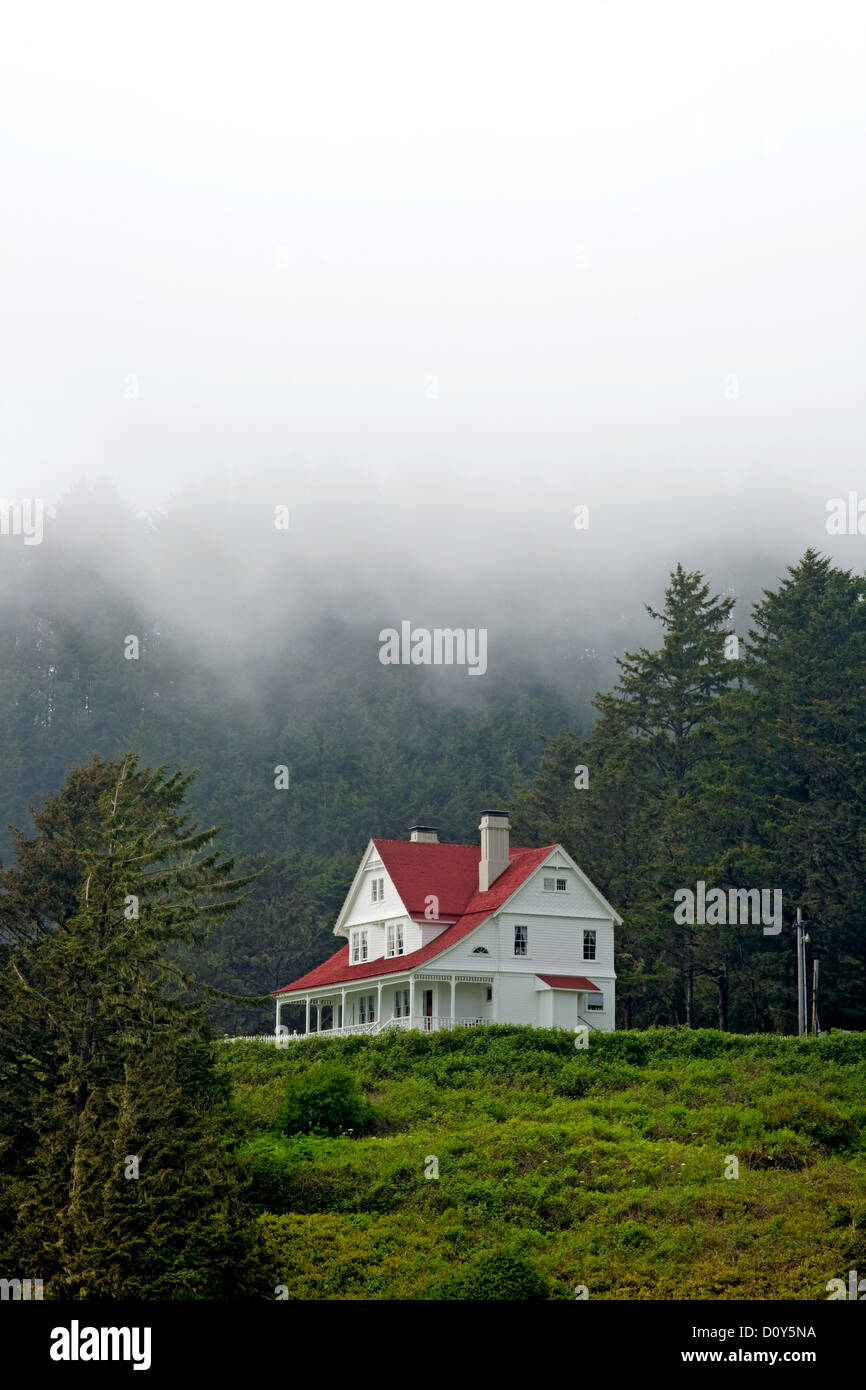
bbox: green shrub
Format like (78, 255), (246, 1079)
(758, 1093), (857, 1151)
(276, 1062), (376, 1137)
(440, 1251), (549, 1300)
(617, 1220), (652, 1250)
(239, 1134), (312, 1212)
(742, 1127), (814, 1170)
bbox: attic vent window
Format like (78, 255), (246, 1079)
(472, 946), (489, 955)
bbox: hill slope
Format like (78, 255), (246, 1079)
(221, 1026), (866, 1300)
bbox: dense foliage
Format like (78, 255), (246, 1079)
(0, 755), (262, 1297)
(512, 553), (866, 1032)
(0, 481), (864, 1031)
(225, 1028), (866, 1300)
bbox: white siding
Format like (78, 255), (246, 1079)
(419, 921), (452, 948)
(313, 846), (618, 1033)
(515, 861), (605, 918)
(343, 862), (404, 930)
(489, 972), (539, 1026)
(439, 910), (614, 978)
(553, 990), (577, 1029)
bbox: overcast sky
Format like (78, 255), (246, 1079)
(1, 1), (864, 609)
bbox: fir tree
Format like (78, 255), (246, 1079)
(0, 754), (263, 1297)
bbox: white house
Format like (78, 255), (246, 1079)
(273, 811), (620, 1038)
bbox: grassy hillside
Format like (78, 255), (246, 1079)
(219, 1027), (866, 1300)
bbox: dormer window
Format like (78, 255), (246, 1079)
(543, 876), (568, 892)
(386, 921), (404, 957)
(351, 930), (369, 964)
(371, 877), (384, 903)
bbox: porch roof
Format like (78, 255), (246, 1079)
(535, 974), (601, 992)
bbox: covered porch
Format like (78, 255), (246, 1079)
(274, 971), (495, 1042)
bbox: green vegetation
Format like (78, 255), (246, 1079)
(6, 483), (866, 1035)
(223, 1026), (866, 1300)
(276, 1061), (376, 1138)
(0, 755), (261, 1298)
(513, 552), (866, 1032)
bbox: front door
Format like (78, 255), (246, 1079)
(423, 988), (433, 1031)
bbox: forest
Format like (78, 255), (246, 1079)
(2, 483), (865, 1301)
(1, 482), (863, 1036)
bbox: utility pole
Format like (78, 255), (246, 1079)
(811, 958), (819, 1036)
(796, 908), (805, 1037)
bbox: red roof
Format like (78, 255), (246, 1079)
(274, 839), (555, 995)
(535, 974), (600, 992)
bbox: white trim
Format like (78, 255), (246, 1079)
(331, 841), (406, 938)
(279, 841), (620, 997)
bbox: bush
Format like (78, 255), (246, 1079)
(240, 1134), (306, 1212)
(758, 1093), (857, 1151)
(439, 1251), (549, 1300)
(741, 1127), (814, 1171)
(276, 1062), (376, 1137)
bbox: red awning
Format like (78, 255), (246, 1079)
(535, 974), (601, 991)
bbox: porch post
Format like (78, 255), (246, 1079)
(341, 988), (346, 1030)
(450, 975), (456, 1022)
(409, 977), (415, 1027)
(275, 998), (282, 1035)
(377, 980), (382, 1024)
(315, 999), (320, 1032)
(305, 997), (310, 1035)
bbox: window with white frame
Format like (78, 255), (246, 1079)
(352, 929), (369, 964)
(358, 993), (376, 1023)
(543, 876), (568, 892)
(583, 929), (596, 961)
(587, 991), (603, 1011)
(485, 986), (493, 1002)
(386, 921), (404, 957)
(371, 877), (384, 903)
(514, 924), (528, 956)
(395, 988), (410, 1018)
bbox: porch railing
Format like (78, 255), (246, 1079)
(224, 1015), (493, 1044)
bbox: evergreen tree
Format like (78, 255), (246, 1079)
(0, 754), (262, 1297)
(705, 550), (866, 1029)
(515, 565), (736, 1027)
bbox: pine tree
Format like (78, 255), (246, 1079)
(514, 565), (736, 1026)
(705, 550), (866, 1029)
(0, 753), (263, 1297)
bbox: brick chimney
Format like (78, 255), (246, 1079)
(409, 825), (440, 843)
(478, 809), (510, 890)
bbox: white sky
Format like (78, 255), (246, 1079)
(1, 0), (864, 584)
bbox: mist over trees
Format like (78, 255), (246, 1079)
(1, 479), (863, 1033)
(512, 552), (866, 1033)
